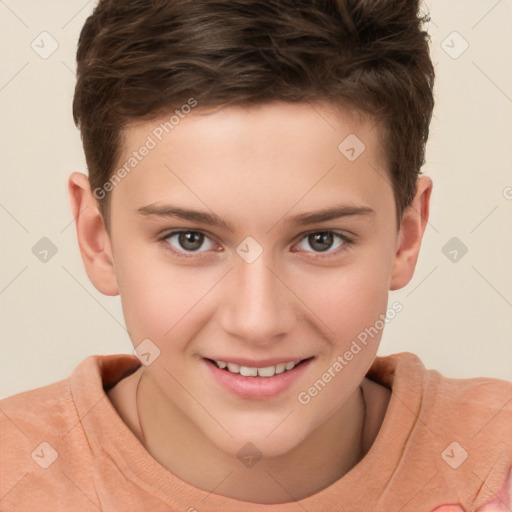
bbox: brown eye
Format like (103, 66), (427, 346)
(308, 232), (334, 252)
(295, 230), (350, 257)
(163, 230), (215, 254)
(178, 231), (204, 251)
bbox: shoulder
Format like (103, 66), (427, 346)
(372, 351), (512, 423)
(0, 355), (119, 511)
(0, 377), (80, 466)
(0, 353), (142, 511)
(425, 374), (512, 510)
(1, 376), (76, 431)
(368, 352), (512, 508)
(392, 352), (512, 449)
(422, 364), (512, 434)
(0, 378), (86, 510)
(0, 353), (114, 445)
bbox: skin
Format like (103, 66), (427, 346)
(68, 100), (431, 504)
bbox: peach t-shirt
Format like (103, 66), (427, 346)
(1, 352), (511, 512)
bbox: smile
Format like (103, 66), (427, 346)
(203, 357), (315, 400)
(210, 358), (306, 377)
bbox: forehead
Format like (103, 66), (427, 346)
(111, 101), (392, 225)
(123, 100), (381, 156)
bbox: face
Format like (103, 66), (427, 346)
(104, 101), (402, 458)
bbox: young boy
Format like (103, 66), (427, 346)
(1, 0), (511, 511)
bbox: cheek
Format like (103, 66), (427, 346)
(114, 245), (210, 347)
(294, 263), (390, 430)
(294, 254), (392, 344)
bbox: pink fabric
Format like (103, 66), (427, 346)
(1, 352), (511, 511)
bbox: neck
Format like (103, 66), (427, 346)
(135, 370), (367, 504)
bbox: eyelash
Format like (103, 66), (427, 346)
(158, 229), (354, 260)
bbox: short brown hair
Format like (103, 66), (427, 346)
(73, 0), (435, 232)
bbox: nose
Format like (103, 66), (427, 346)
(219, 251), (296, 347)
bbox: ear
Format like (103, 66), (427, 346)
(67, 172), (119, 296)
(389, 175), (433, 291)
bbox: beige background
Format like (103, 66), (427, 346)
(1, 0), (511, 398)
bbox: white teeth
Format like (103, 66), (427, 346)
(240, 366), (258, 377)
(257, 366), (276, 377)
(275, 363), (286, 374)
(214, 359), (304, 376)
(227, 362), (240, 373)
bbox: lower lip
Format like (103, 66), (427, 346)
(203, 357), (314, 400)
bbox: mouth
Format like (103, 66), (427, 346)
(202, 356), (315, 400)
(204, 357), (314, 377)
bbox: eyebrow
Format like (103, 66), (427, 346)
(136, 203), (374, 231)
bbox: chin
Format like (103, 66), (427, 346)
(207, 423), (308, 462)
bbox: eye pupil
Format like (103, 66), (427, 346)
(179, 231), (203, 250)
(309, 232), (333, 252)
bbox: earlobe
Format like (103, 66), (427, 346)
(67, 172), (119, 296)
(389, 175), (432, 291)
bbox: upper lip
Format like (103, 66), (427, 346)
(204, 356), (313, 367)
